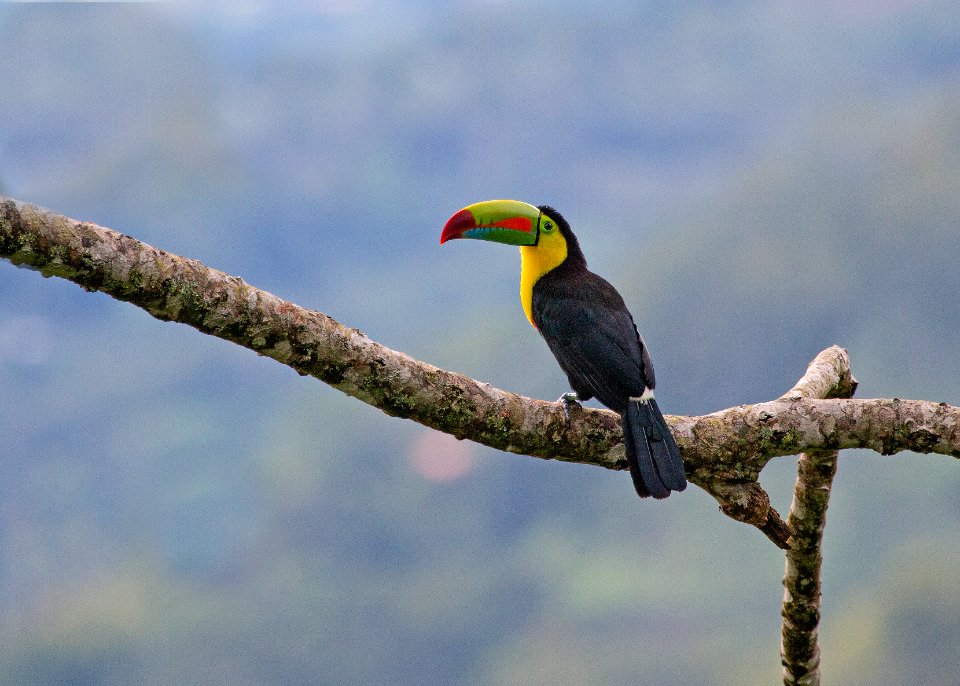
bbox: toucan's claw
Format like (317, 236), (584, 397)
(557, 392), (582, 421)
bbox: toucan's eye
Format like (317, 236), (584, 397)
(542, 221), (554, 232)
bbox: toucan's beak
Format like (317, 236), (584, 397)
(440, 199), (541, 246)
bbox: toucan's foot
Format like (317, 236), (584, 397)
(557, 392), (582, 421)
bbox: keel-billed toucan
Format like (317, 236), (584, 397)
(440, 200), (686, 499)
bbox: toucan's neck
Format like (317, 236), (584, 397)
(518, 209), (586, 327)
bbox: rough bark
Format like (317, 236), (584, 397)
(778, 348), (856, 686)
(2, 197), (958, 547)
(780, 449), (836, 685)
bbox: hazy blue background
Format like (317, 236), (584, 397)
(1, 2), (959, 684)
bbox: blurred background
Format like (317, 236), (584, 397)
(1, 2), (959, 684)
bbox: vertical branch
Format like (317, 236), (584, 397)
(780, 449), (838, 685)
(779, 347), (857, 686)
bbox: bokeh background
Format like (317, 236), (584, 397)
(2, 2), (959, 684)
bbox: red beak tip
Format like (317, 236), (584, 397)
(440, 209), (476, 244)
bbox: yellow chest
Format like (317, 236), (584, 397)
(519, 232), (568, 328)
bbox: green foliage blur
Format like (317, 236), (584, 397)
(1, 3), (959, 684)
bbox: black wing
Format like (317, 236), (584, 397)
(533, 269), (655, 415)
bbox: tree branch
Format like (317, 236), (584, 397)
(778, 348), (856, 685)
(2, 198), (958, 548)
(780, 449), (836, 685)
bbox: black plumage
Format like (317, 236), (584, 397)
(531, 207), (686, 499)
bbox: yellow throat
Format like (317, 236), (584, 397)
(519, 228), (568, 328)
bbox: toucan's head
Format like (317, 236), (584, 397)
(440, 199), (582, 258)
(440, 199), (585, 327)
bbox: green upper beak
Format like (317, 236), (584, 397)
(440, 199), (542, 246)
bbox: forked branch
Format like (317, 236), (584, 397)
(778, 348), (856, 685)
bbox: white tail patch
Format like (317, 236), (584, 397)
(630, 388), (655, 402)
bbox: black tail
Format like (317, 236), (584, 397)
(622, 398), (687, 499)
